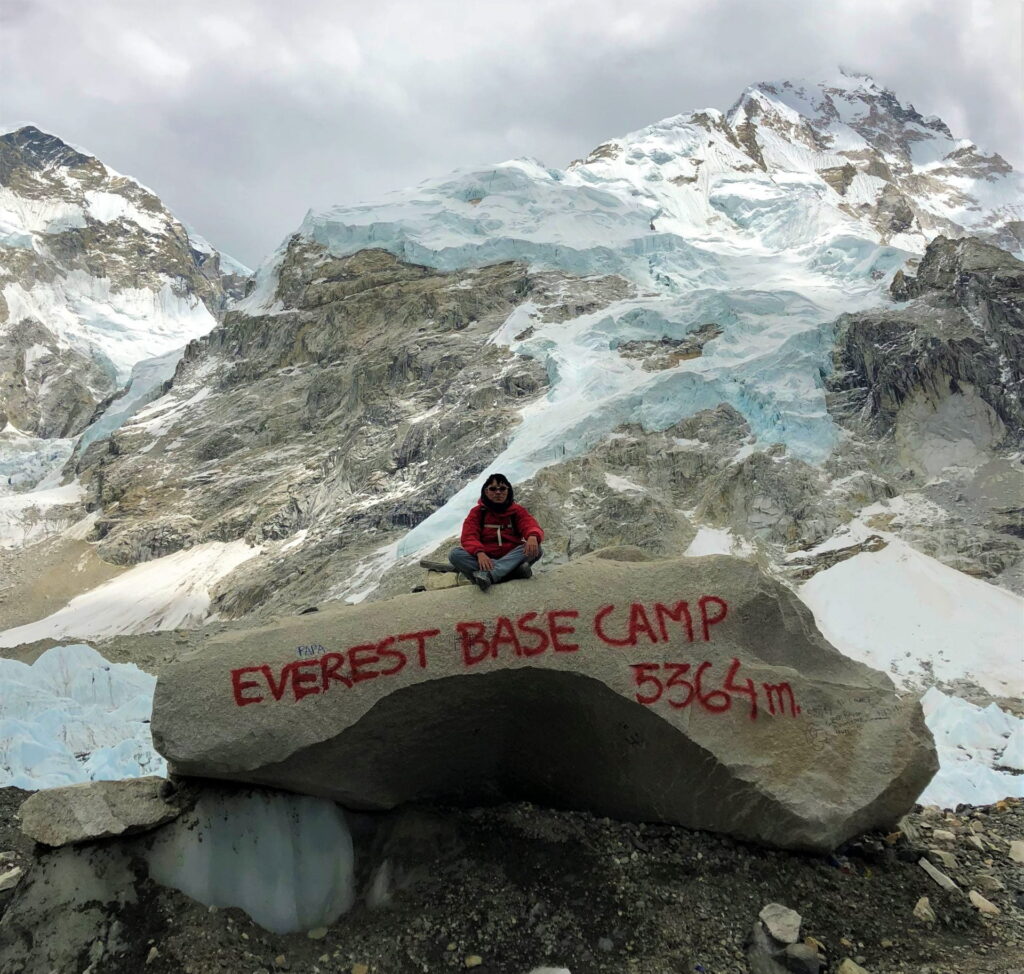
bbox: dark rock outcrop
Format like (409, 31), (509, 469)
(829, 236), (1024, 441)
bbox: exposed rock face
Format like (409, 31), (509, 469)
(0, 318), (114, 437)
(71, 246), (642, 614)
(18, 776), (191, 846)
(152, 552), (938, 852)
(616, 322), (723, 370)
(0, 126), (247, 470)
(822, 236), (1024, 588)
(832, 236), (1024, 443)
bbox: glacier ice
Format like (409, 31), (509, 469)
(0, 644), (165, 788)
(919, 688), (1024, 808)
(145, 788), (355, 934)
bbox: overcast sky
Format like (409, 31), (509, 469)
(3, 0), (1022, 269)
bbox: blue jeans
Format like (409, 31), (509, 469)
(448, 544), (542, 583)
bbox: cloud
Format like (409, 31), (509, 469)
(3, 0), (1020, 267)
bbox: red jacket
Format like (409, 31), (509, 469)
(460, 501), (544, 558)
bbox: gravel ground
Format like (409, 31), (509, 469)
(1, 791), (1021, 974)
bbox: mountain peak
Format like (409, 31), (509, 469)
(0, 125), (94, 173)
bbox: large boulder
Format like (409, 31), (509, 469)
(152, 552), (938, 851)
(19, 777), (192, 847)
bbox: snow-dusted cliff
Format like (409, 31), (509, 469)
(0, 125), (250, 488)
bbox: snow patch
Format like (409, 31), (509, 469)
(799, 539), (1024, 697)
(919, 688), (1024, 808)
(684, 527), (754, 557)
(0, 540), (260, 646)
(603, 472), (646, 494)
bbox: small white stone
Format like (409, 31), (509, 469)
(1009, 839), (1024, 864)
(759, 902), (802, 944)
(912, 896), (936, 924)
(919, 857), (958, 891)
(932, 829), (956, 844)
(837, 959), (871, 974)
(0, 866), (23, 892)
(307, 927), (328, 940)
(969, 890), (1001, 915)
(146, 946), (160, 965)
(928, 848), (957, 870)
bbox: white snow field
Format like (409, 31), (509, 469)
(0, 480), (83, 548)
(918, 688), (1024, 808)
(2, 272), (216, 387)
(0, 539), (259, 647)
(799, 537), (1024, 699)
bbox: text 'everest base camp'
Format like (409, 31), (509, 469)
(0, 70), (1023, 974)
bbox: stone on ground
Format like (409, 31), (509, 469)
(969, 889), (1001, 915)
(912, 896), (936, 924)
(152, 552), (938, 852)
(836, 961), (871, 974)
(918, 857), (958, 891)
(0, 866), (23, 892)
(759, 902), (802, 943)
(18, 777), (189, 847)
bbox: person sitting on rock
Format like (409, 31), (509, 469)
(448, 473), (544, 591)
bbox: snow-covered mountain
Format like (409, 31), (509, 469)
(287, 69), (1021, 280)
(1, 74), (1023, 966)
(1, 72), (1021, 676)
(0, 125), (250, 487)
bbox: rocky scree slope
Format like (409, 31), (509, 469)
(0, 126), (246, 483)
(70, 243), (610, 612)
(0, 789), (1022, 974)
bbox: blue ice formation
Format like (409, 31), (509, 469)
(146, 788), (355, 934)
(0, 644), (165, 789)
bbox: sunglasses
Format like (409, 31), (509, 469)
(485, 484), (509, 492)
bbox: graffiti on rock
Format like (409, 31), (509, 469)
(228, 594), (801, 720)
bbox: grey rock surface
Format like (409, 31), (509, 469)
(152, 552), (937, 852)
(18, 776), (191, 846)
(71, 245), (627, 609)
(831, 237), (1024, 444)
(0, 841), (139, 973)
(759, 902), (803, 944)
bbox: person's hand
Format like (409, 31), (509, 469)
(477, 553), (494, 571)
(524, 536), (539, 559)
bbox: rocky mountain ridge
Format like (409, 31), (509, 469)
(0, 74), (1021, 656)
(0, 125), (248, 487)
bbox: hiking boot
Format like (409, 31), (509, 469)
(514, 562), (533, 580)
(473, 571), (493, 592)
